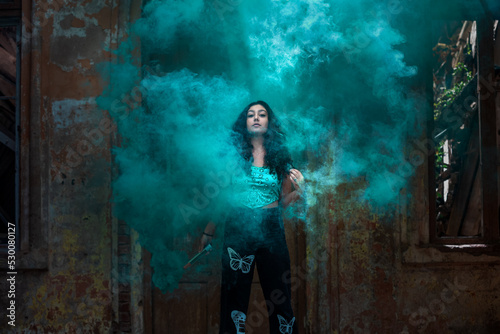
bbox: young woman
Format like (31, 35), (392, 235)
(200, 101), (304, 334)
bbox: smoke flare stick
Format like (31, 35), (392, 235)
(183, 244), (213, 269)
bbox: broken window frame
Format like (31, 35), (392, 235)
(0, 16), (21, 251)
(428, 16), (499, 246)
(0, 0), (21, 17)
(0, 2), (50, 269)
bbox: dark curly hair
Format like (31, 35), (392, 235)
(231, 101), (293, 181)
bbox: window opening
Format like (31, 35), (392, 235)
(430, 18), (499, 244)
(0, 19), (20, 247)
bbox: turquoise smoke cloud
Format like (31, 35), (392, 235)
(97, 0), (420, 291)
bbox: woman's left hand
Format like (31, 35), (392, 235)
(289, 169), (305, 193)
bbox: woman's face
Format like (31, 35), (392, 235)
(246, 104), (269, 136)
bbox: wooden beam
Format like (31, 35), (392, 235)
(0, 74), (15, 97)
(0, 10), (21, 19)
(446, 116), (479, 236)
(0, 126), (15, 151)
(426, 16), (438, 244)
(476, 17), (499, 241)
(0, 0), (21, 11)
(461, 168), (482, 236)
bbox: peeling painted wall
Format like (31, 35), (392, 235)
(304, 173), (500, 334)
(0, 0), (135, 332)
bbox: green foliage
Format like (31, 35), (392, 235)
(434, 62), (473, 120)
(434, 61), (472, 184)
(435, 140), (445, 165)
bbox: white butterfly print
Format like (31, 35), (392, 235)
(231, 310), (246, 334)
(227, 247), (255, 274)
(277, 315), (295, 334)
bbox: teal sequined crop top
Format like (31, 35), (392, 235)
(232, 165), (281, 209)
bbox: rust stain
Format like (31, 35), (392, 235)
(71, 17), (85, 28)
(45, 64), (104, 99)
(77, 58), (92, 70)
(90, 4), (113, 30)
(23, 212), (112, 331)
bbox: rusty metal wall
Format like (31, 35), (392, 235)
(0, 0), (141, 332)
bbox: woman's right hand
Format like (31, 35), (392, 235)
(199, 234), (213, 252)
(199, 222), (215, 252)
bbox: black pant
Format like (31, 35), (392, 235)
(219, 207), (298, 334)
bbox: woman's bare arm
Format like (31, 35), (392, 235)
(199, 221), (216, 251)
(280, 169), (305, 208)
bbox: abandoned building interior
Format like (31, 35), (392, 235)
(1, 0), (500, 333)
